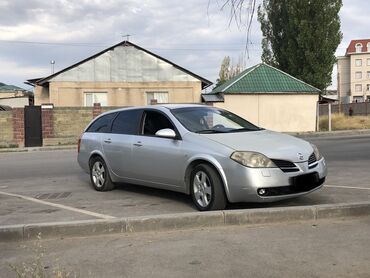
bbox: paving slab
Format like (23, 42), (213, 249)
(1, 217), (369, 278)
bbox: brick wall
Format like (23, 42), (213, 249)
(42, 108), (54, 139)
(0, 111), (14, 147)
(53, 108), (91, 137)
(0, 103), (120, 148)
(12, 108), (24, 147)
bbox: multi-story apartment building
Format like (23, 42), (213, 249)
(337, 39), (370, 103)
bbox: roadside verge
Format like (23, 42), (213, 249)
(1, 201), (369, 242)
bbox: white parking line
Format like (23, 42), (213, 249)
(325, 185), (370, 190)
(0, 190), (116, 220)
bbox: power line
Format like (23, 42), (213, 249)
(0, 40), (108, 47)
(0, 39), (350, 52)
(0, 39), (261, 48)
(0, 39), (263, 52)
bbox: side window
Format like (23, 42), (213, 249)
(142, 111), (175, 136)
(111, 110), (142, 135)
(86, 113), (117, 133)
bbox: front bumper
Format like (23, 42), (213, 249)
(224, 157), (327, 203)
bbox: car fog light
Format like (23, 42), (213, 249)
(258, 189), (266, 196)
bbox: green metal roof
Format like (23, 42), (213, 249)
(0, 82), (33, 96)
(0, 83), (29, 93)
(212, 63), (320, 94)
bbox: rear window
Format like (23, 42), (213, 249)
(111, 110), (142, 135)
(86, 113), (117, 133)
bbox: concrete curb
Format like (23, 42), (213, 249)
(290, 129), (370, 138)
(0, 145), (76, 153)
(1, 202), (369, 242)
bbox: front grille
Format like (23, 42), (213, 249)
(308, 153), (318, 169)
(271, 159), (299, 173)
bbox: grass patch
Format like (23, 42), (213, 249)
(9, 233), (77, 278)
(319, 113), (370, 131)
(0, 143), (19, 149)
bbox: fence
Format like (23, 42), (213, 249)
(319, 102), (370, 116)
(0, 103), (116, 148)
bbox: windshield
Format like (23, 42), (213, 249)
(171, 107), (262, 133)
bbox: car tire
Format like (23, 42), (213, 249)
(89, 156), (115, 191)
(190, 164), (227, 211)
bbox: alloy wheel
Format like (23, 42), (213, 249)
(92, 161), (105, 188)
(193, 170), (212, 208)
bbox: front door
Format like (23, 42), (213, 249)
(131, 110), (185, 188)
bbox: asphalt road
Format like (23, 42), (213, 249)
(0, 134), (369, 225)
(1, 217), (369, 277)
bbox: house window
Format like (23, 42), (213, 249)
(355, 84), (362, 92)
(84, 92), (107, 106)
(367, 71), (370, 78)
(367, 84), (370, 91)
(355, 59), (362, 66)
(146, 91), (168, 104)
(367, 59), (370, 66)
(355, 72), (362, 79)
(367, 42), (370, 52)
(367, 96), (370, 102)
(355, 43), (362, 53)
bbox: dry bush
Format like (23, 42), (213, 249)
(9, 233), (77, 278)
(319, 113), (370, 131)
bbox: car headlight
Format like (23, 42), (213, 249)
(230, 151), (277, 168)
(311, 144), (322, 160)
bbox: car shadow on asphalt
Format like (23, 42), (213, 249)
(114, 183), (195, 208)
(229, 194), (333, 210)
(112, 182), (332, 211)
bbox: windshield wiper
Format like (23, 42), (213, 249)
(228, 127), (259, 132)
(195, 129), (228, 134)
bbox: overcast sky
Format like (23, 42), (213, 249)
(0, 0), (367, 91)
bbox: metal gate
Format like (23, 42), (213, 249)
(24, 106), (42, 147)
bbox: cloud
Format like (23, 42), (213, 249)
(0, 58), (49, 90)
(0, 0), (256, 88)
(0, 0), (368, 91)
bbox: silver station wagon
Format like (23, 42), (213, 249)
(78, 104), (327, 211)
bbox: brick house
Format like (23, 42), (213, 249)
(26, 41), (212, 107)
(337, 39), (370, 103)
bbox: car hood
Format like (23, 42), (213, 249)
(200, 130), (313, 162)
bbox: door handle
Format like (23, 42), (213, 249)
(104, 138), (112, 144)
(133, 141), (142, 147)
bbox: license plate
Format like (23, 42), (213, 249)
(291, 173), (319, 187)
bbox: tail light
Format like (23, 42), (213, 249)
(77, 133), (83, 153)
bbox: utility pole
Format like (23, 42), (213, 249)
(50, 60), (55, 74)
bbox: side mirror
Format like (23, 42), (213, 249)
(155, 128), (177, 139)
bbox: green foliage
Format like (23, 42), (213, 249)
(257, 0), (342, 91)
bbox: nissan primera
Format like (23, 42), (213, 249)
(78, 104), (327, 211)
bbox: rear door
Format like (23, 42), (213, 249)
(102, 109), (142, 179)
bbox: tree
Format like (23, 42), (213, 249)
(257, 0), (342, 91)
(215, 56), (244, 87)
